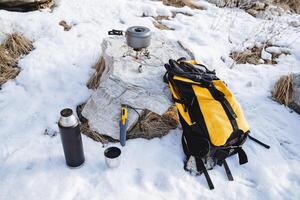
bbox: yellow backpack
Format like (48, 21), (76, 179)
(164, 58), (269, 189)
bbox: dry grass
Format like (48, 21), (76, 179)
(0, 48), (19, 86)
(87, 57), (106, 90)
(128, 105), (179, 139)
(162, 0), (203, 9)
(59, 20), (72, 31)
(151, 12), (193, 30)
(230, 46), (265, 65)
(153, 20), (174, 30)
(2, 33), (33, 59)
(38, 0), (54, 10)
(271, 74), (293, 106)
(0, 33), (33, 86)
(230, 44), (290, 65)
(274, 0), (300, 13)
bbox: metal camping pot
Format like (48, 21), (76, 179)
(108, 26), (151, 50)
(58, 108), (85, 168)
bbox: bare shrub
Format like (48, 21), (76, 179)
(230, 44), (290, 65)
(2, 33), (33, 59)
(0, 33), (33, 86)
(272, 74), (293, 105)
(128, 105), (179, 139)
(162, 0), (203, 9)
(87, 57), (106, 90)
(273, 0), (300, 13)
(152, 16), (175, 30)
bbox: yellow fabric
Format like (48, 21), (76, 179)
(192, 85), (233, 146)
(169, 76), (249, 146)
(182, 60), (198, 65)
(173, 76), (199, 84)
(213, 80), (249, 134)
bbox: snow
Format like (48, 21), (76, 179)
(0, 0), (300, 199)
(261, 48), (272, 60)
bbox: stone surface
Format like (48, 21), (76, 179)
(290, 73), (300, 114)
(0, 0), (46, 6)
(82, 32), (191, 140)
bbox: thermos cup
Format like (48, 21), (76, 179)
(58, 108), (85, 167)
(104, 147), (121, 168)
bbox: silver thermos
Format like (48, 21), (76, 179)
(58, 108), (85, 167)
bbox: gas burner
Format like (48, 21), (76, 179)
(123, 47), (151, 60)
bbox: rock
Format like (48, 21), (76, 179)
(246, 9), (259, 16)
(0, 0), (46, 6)
(289, 74), (300, 114)
(82, 32), (191, 140)
(206, 0), (299, 17)
(0, 0), (50, 11)
(59, 21), (72, 31)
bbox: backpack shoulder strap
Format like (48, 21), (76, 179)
(195, 157), (215, 190)
(248, 135), (270, 149)
(223, 159), (234, 181)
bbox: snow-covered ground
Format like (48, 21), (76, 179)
(0, 0), (300, 199)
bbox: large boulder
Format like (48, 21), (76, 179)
(289, 74), (300, 114)
(82, 32), (191, 141)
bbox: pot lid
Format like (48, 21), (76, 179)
(126, 26), (151, 38)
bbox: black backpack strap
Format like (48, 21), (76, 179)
(248, 135), (270, 149)
(237, 147), (248, 165)
(163, 71), (168, 83)
(195, 157), (214, 190)
(206, 84), (239, 131)
(223, 160), (234, 181)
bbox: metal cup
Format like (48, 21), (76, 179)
(104, 147), (121, 168)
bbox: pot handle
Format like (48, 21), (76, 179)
(108, 29), (124, 35)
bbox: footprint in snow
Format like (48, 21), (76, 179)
(25, 162), (34, 170)
(153, 172), (172, 191)
(134, 168), (144, 187)
(279, 140), (300, 161)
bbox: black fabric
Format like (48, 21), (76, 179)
(195, 157), (214, 190)
(223, 160), (234, 181)
(181, 134), (190, 156)
(237, 148), (248, 165)
(163, 72), (168, 83)
(226, 130), (246, 146)
(172, 96), (185, 105)
(175, 82), (210, 139)
(248, 135), (270, 149)
(166, 60), (218, 84)
(214, 149), (229, 161)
